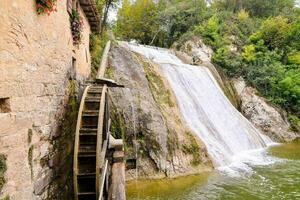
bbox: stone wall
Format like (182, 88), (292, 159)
(0, 1), (92, 199)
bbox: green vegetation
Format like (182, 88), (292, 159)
(0, 196), (9, 200)
(0, 154), (7, 193)
(114, 0), (165, 46)
(115, 0), (300, 125)
(110, 107), (126, 140)
(182, 132), (202, 166)
(288, 114), (300, 132)
(28, 146), (34, 180)
(137, 54), (175, 107)
(90, 33), (109, 78)
(27, 129), (33, 144)
(105, 65), (114, 79)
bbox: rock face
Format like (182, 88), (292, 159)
(107, 44), (212, 180)
(233, 78), (299, 142)
(0, 1), (93, 199)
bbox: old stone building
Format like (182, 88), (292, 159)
(0, 0), (100, 199)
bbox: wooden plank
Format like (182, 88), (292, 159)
(98, 159), (109, 200)
(95, 78), (124, 88)
(96, 85), (107, 197)
(73, 85), (91, 200)
(109, 161), (126, 200)
(100, 140), (108, 165)
(97, 41), (111, 79)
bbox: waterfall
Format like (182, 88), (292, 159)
(122, 42), (274, 171)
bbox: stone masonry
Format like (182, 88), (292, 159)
(0, 0), (94, 199)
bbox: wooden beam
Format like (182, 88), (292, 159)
(97, 41), (111, 79)
(109, 161), (126, 200)
(95, 78), (124, 88)
(98, 159), (109, 200)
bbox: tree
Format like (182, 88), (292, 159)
(114, 0), (164, 45)
(242, 0), (295, 17)
(100, 0), (119, 34)
(213, 0), (295, 17)
(250, 16), (291, 50)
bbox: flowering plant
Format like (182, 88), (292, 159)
(70, 9), (84, 45)
(36, 0), (57, 15)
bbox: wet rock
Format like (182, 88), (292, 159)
(233, 78), (299, 142)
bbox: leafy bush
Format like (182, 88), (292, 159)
(212, 47), (243, 77)
(288, 115), (300, 132)
(250, 16), (291, 50)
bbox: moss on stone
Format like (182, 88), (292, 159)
(40, 79), (79, 199)
(167, 128), (179, 156)
(182, 131), (202, 166)
(136, 55), (175, 108)
(110, 106), (126, 140)
(0, 196), (9, 200)
(61, 80), (78, 138)
(28, 145), (34, 180)
(105, 66), (114, 79)
(0, 154), (7, 193)
(28, 129), (33, 144)
(221, 81), (240, 110)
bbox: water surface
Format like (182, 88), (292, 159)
(127, 143), (300, 200)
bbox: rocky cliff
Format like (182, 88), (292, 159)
(233, 78), (299, 142)
(106, 43), (212, 180)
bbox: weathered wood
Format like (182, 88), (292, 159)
(79, 0), (100, 32)
(100, 140), (108, 165)
(95, 78), (125, 88)
(98, 159), (109, 200)
(109, 134), (124, 151)
(113, 151), (125, 163)
(96, 85), (107, 197)
(109, 162), (126, 200)
(97, 41), (111, 79)
(73, 85), (91, 200)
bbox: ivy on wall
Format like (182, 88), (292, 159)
(36, 0), (57, 15)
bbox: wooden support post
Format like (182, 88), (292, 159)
(109, 151), (126, 200)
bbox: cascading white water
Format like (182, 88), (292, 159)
(122, 42), (274, 170)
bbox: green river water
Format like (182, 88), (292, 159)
(126, 143), (300, 200)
